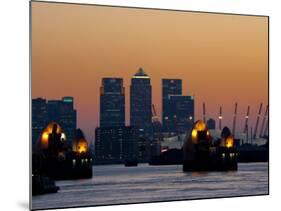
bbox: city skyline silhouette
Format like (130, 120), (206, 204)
(31, 2), (268, 141)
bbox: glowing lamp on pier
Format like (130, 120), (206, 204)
(77, 139), (88, 154)
(190, 120), (211, 143)
(40, 122), (65, 149)
(225, 136), (234, 148)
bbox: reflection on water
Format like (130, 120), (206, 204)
(32, 163), (268, 210)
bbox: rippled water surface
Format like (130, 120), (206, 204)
(32, 163), (268, 210)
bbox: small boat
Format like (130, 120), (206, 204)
(124, 159), (138, 167)
(32, 174), (59, 195)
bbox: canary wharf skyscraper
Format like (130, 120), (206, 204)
(162, 79), (182, 133)
(169, 95), (194, 133)
(130, 68), (152, 135)
(100, 78), (125, 127)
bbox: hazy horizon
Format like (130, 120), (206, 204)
(31, 2), (268, 141)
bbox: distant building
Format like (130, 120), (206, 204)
(162, 79), (182, 133)
(151, 105), (162, 157)
(130, 68), (152, 136)
(94, 126), (138, 163)
(207, 118), (216, 130)
(32, 97), (77, 146)
(46, 97), (77, 145)
(100, 78), (125, 127)
(46, 100), (61, 123)
(135, 128), (151, 162)
(32, 98), (48, 145)
(59, 97), (77, 145)
(169, 95), (194, 133)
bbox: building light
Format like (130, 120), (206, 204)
(61, 133), (66, 141)
(132, 75), (150, 79)
(63, 97), (73, 103)
(161, 148), (168, 153)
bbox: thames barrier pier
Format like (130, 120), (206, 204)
(183, 120), (237, 172)
(32, 122), (92, 195)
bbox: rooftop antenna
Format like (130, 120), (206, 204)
(253, 103), (263, 139)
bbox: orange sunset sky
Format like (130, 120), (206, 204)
(31, 2), (268, 141)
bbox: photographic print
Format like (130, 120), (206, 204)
(31, 1), (269, 210)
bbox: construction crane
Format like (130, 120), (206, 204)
(259, 105), (268, 138)
(152, 104), (160, 123)
(261, 106), (269, 138)
(151, 104), (163, 140)
(232, 102), (238, 138)
(253, 103), (263, 139)
(243, 106), (250, 134)
(218, 106), (222, 130)
(203, 102), (206, 124)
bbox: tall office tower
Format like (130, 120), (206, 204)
(130, 68), (152, 135)
(207, 118), (216, 130)
(32, 98), (48, 145)
(32, 97), (77, 146)
(100, 78), (125, 127)
(46, 100), (61, 123)
(169, 95), (194, 134)
(95, 126), (138, 163)
(59, 96), (77, 145)
(162, 79), (182, 133)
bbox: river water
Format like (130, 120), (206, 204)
(32, 162), (268, 210)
